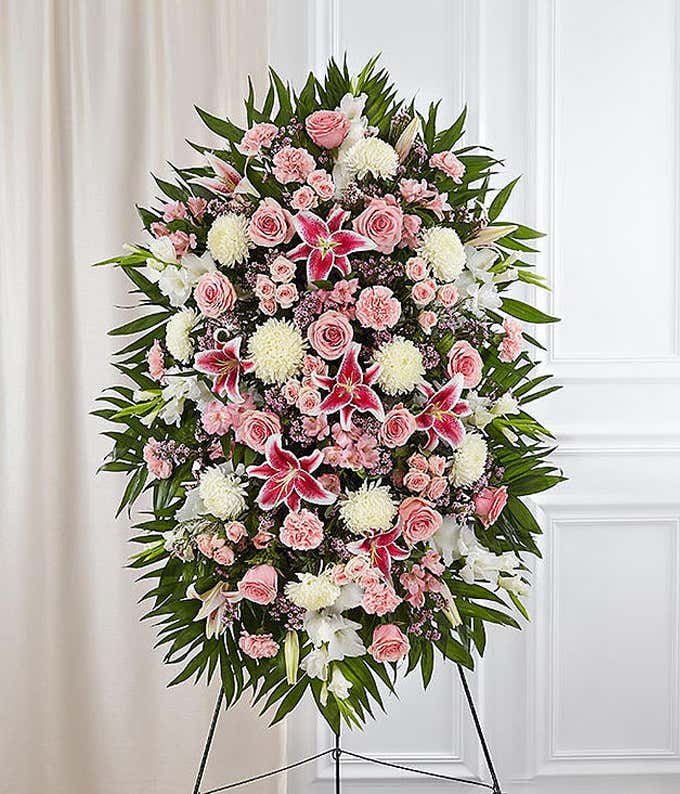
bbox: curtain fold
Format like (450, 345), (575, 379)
(0, 2), (284, 791)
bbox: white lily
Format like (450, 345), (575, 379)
(395, 116), (421, 162)
(328, 667), (352, 700)
(466, 224), (517, 246)
(186, 582), (242, 639)
(301, 646), (329, 681)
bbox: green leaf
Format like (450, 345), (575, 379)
(269, 678), (309, 726)
(108, 311), (170, 336)
(501, 298), (560, 324)
(488, 177), (520, 221)
(195, 106), (244, 142)
(420, 643), (434, 689)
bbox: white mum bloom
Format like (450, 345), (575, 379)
(418, 226), (466, 281)
(373, 336), (424, 395)
(207, 213), (250, 267)
(450, 433), (487, 487)
(285, 573), (340, 611)
(165, 308), (196, 363)
(340, 481), (397, 534)
(345, 137), (399, 180)
(198, 465), (247, 520)
(247, 318), (306, 384)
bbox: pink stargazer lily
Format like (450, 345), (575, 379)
(315, 343), (385, 431)
(415, 373), (471, 450)
(194, 336), (254, 403)
(191, 152), (242, 194)
(348, 525), (410, 578)
(247, 435), (337, 511)
(288, 208), (375, 282)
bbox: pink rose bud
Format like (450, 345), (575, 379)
(352, 195), (404, 254)
(237, 564), (278, 604)
(474, 486), (508, 527)
(194, 271), (237, 318)
(447, 340), (483, 388)
(368, 624), (410, 663)
(248, 197), (295, 247)
(305, 110), (350, 149)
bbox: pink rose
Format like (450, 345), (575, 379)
(406, 256), (428, 281)
(297, 388), (322, 416)
(307, 310), (353, 360)
(291, 185), (318, 211)
(307, 169), (335, 199)
(411, 279), (436, 307)
(407, 453), (428, 472)
(428, 455), (446, 476)
(399, 496), (443, 546)
(213, 545), (235, 566)
(237, 122), (278, 156)
(248, 197), (294, 247)
(305, 110), (350, 149)
(499, 318), (523, 362)
(146, 339), (166, 383)
(380, 405), (416, 448)
(196, 534), (213, 557)
(426, 476), (447, 501)
(238, 632), (279, 659)
(362, 581), (402, 616)
(400, 214), (422, 249)
(355, 285), (402, 330)
(195, 271), (237, 318)
(437, 283), (458, 307)
(474, 486), (508, 527)
(237, 564), (278, 604)
(275, 282), (299, 308)
(345, 555), (371, 582)
(352, 195), (404, 254)
(272, 146), (316, 184)
(201, 400), (233, 436)
(225, 521), (247, 543)
(280, 508), (324, 550)
(429, 150), (466, 183)
(143, 440), (172, 479)
(235, 409), (282, 453)
(368, 624), (410, 663)
(418, 310), (437, 335)
(447, 340), (483, 388)
(404, 470), (431, 493)
(270, 255), (296, 283)
(302, 354), (328, 377)
(318, 472), (341, 494)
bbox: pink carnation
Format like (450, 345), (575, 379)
(368, 624), (410, 662)
(237, 122), (278, 156)
(248, 197), (295, 247)
(362, 581), (402, 616)
(146, 339), (166, 383)
(194, 271), (237, 318)
(272, 146), (316, 184)
(237, 564), (278, 604)
(499, 318), (523, 362)
(447, 340), (483, 388)
(355, 285), (401, 330)
(352, 195), (404, 254)
(201, 400), (233, 436)
(280, 508), (324, 550)
(305, 110), (350, 149)
(238, 632), (280, 659)
(429, 150), (466, 182)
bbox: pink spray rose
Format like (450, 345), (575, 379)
(235, 409), (282, 453)
(355, 285), (402, 330)
(291, 185), (318, 211)
(213, 545), (235, 566)
(403, 469), (431, 493)
(429, 150), (466, 182)
(447, 340), (483, 388)
(280, 508), (324, 550)
(426, 476), (447, 501)
(437, 283), (458, 307)
(406, 256), (428, 281)
(194, 271), (237, 318)
(411, 279), (436, 307)
(270, 255), (296, 283)
(352, 195), (404, 254)
(474, 486), (508, 527)
(307, 169), (335, 199)
(254, 274), (276, 300)
(275, 282), (299, 308)
(407, 453), (429, 472)
(225, 521), (247, 543)
(238, 632), (280, 659)
(297, 387), (322, 416)
(399, 496), (443, 545)
(248, 197), (295, 247)
(380, 405), (416, 448)
(368, 624), (410, 663)
(272, 145), (316, 184)
(428, 455), (446, 476)
(237, 564), (278, 604)
(305, 110), (350, 149)
(237, 122), (278, 156)
(418, 310), (437, 334)
(307, 310), (353, 360)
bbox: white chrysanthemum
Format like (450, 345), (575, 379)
(247, 318), (306, 384)
(373, 336), (424, 395)
(345, 137), (399, 180)
(165, 308), (196, 363)
(340, 482), (397, 534)
(492, 392), (519, 417)
(285, 573), (341, 611)
(207, 213), (250, 267)
(418, 226), (466, 282)
(198, 466), (247, 520)
(449, 433), (487, 487)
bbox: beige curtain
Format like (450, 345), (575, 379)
(0, 2), (286, 791)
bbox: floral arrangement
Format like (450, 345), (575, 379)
(96, 57), (563, 732)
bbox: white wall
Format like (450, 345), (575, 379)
(278, 1), (680, 792)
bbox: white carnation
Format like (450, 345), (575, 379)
(247, 318), (306, 384)
(418, 226), (466, 281)
(345, 137), (399, 180)
(207, 213), (250, 267)
(165, 308), (196, 363)
(373, 336), (424, 395)
(285, 573), (340, 611)
(198, 465), (247, 520)
(450, 433), (487, 487)
(340, 481), (397, 534)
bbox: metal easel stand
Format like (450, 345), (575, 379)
(191, 665), (503, 794)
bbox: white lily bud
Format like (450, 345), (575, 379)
(395, 117), (421, 163)
(284, 630), (300, 685)
(467, 224), (518, 246)
(440, 581), (463, 628)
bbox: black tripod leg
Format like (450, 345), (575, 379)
(457, 666), (502, 794)
(192, 690), (224, 794)
(334, 729), (341, 794)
